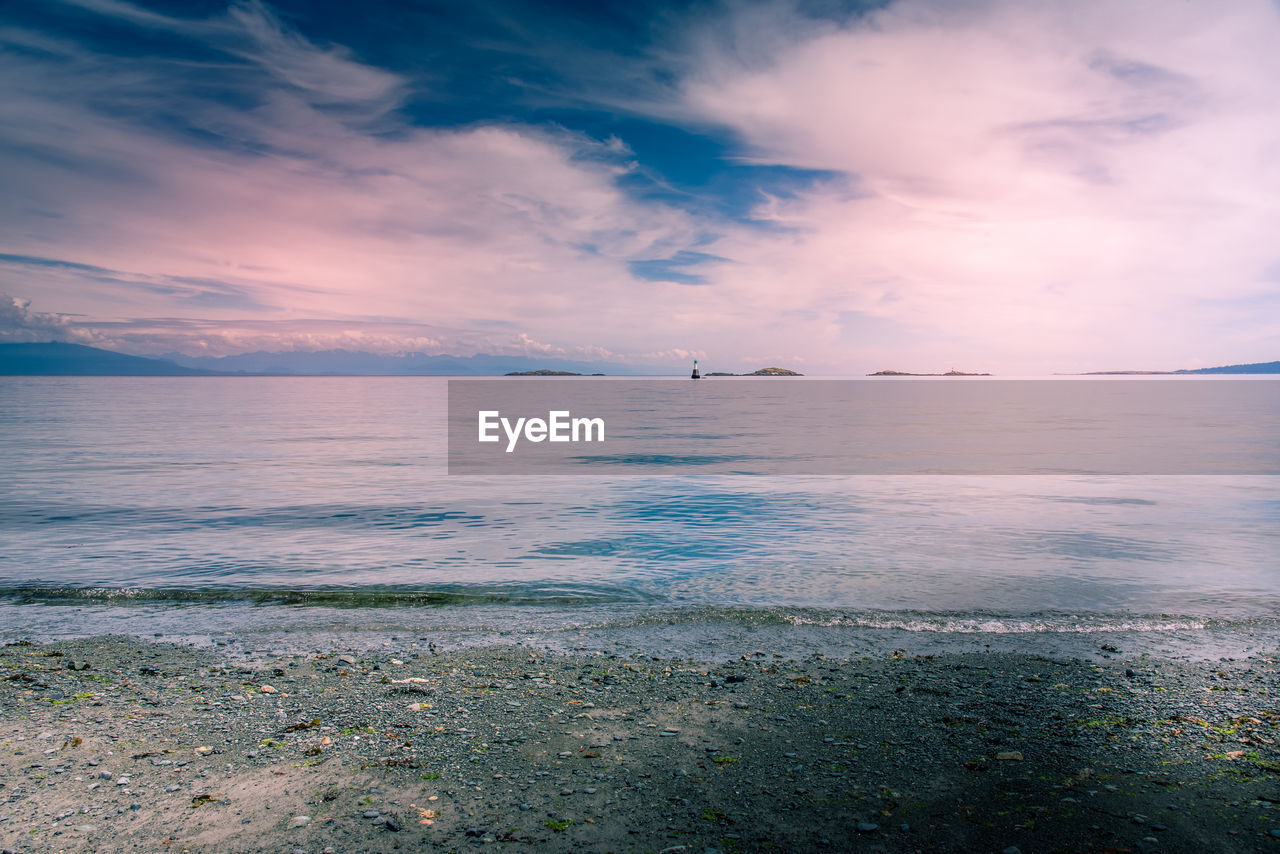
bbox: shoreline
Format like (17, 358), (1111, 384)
(3, 636), (1279, 853)
(6, 601), (1280, 665)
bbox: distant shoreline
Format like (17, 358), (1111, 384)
(3, 343), (1278, 376)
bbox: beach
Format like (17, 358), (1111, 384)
(3, 636), (1280, 853)
(6, 0), (1280, 848)
(2, 379), (1279, 851)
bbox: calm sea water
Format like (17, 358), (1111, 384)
(1, 376), (1277, 659)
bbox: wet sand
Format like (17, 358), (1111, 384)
(2, 636), (1280, 853)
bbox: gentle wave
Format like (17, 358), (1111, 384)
(0, 586), (1241, 638)
(0, 588), (1249, 635)
(779, 611), (1214, 634)
(0, 501), (486, 531)
(563, 605), (1232, 635)
(0, 584), (655, 607)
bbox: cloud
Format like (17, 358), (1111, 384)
(667, 0), (1280, 370)
(0, 253), (278, 313)
(76, 316), (453, 356)
(0, 294), (91, 343)
(224, 1), (403, 112)
(3, 0), (1279, 371)
(0, 0), (716, 360)
(53, 0), (404, 114)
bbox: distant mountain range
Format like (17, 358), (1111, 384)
(1176, 360), (1280, 374)
(1085, 361), (1280, 375)
(0, 342), (681, 376)
(0, 342), (216, 375)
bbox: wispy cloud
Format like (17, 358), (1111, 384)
(0, 0), (716, 359)
(2, 0), (1278, 371)
(670, 0), (1280, 370)
(52, 0), (404, 114)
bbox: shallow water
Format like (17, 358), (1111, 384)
(1, 376), (1277, 658)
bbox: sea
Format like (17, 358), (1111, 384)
(1, 375), (1278, 661)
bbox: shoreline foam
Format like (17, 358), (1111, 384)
(5, 600), (1280, 663)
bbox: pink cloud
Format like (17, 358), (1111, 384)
(672, 0), (1280, 371)
(0, 2), (713, 360)
(3, 0), (1279, 373)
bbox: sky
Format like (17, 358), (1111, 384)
(2, 0), (1279, 374)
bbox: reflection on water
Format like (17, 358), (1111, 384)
(1, 377), (1278, 649)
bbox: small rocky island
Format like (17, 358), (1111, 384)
(869, 369), (992, 376)
(504, 369), (582, 376)
(705, 367), (804, 376)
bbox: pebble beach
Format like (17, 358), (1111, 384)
(3, 637), (1280, 853)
